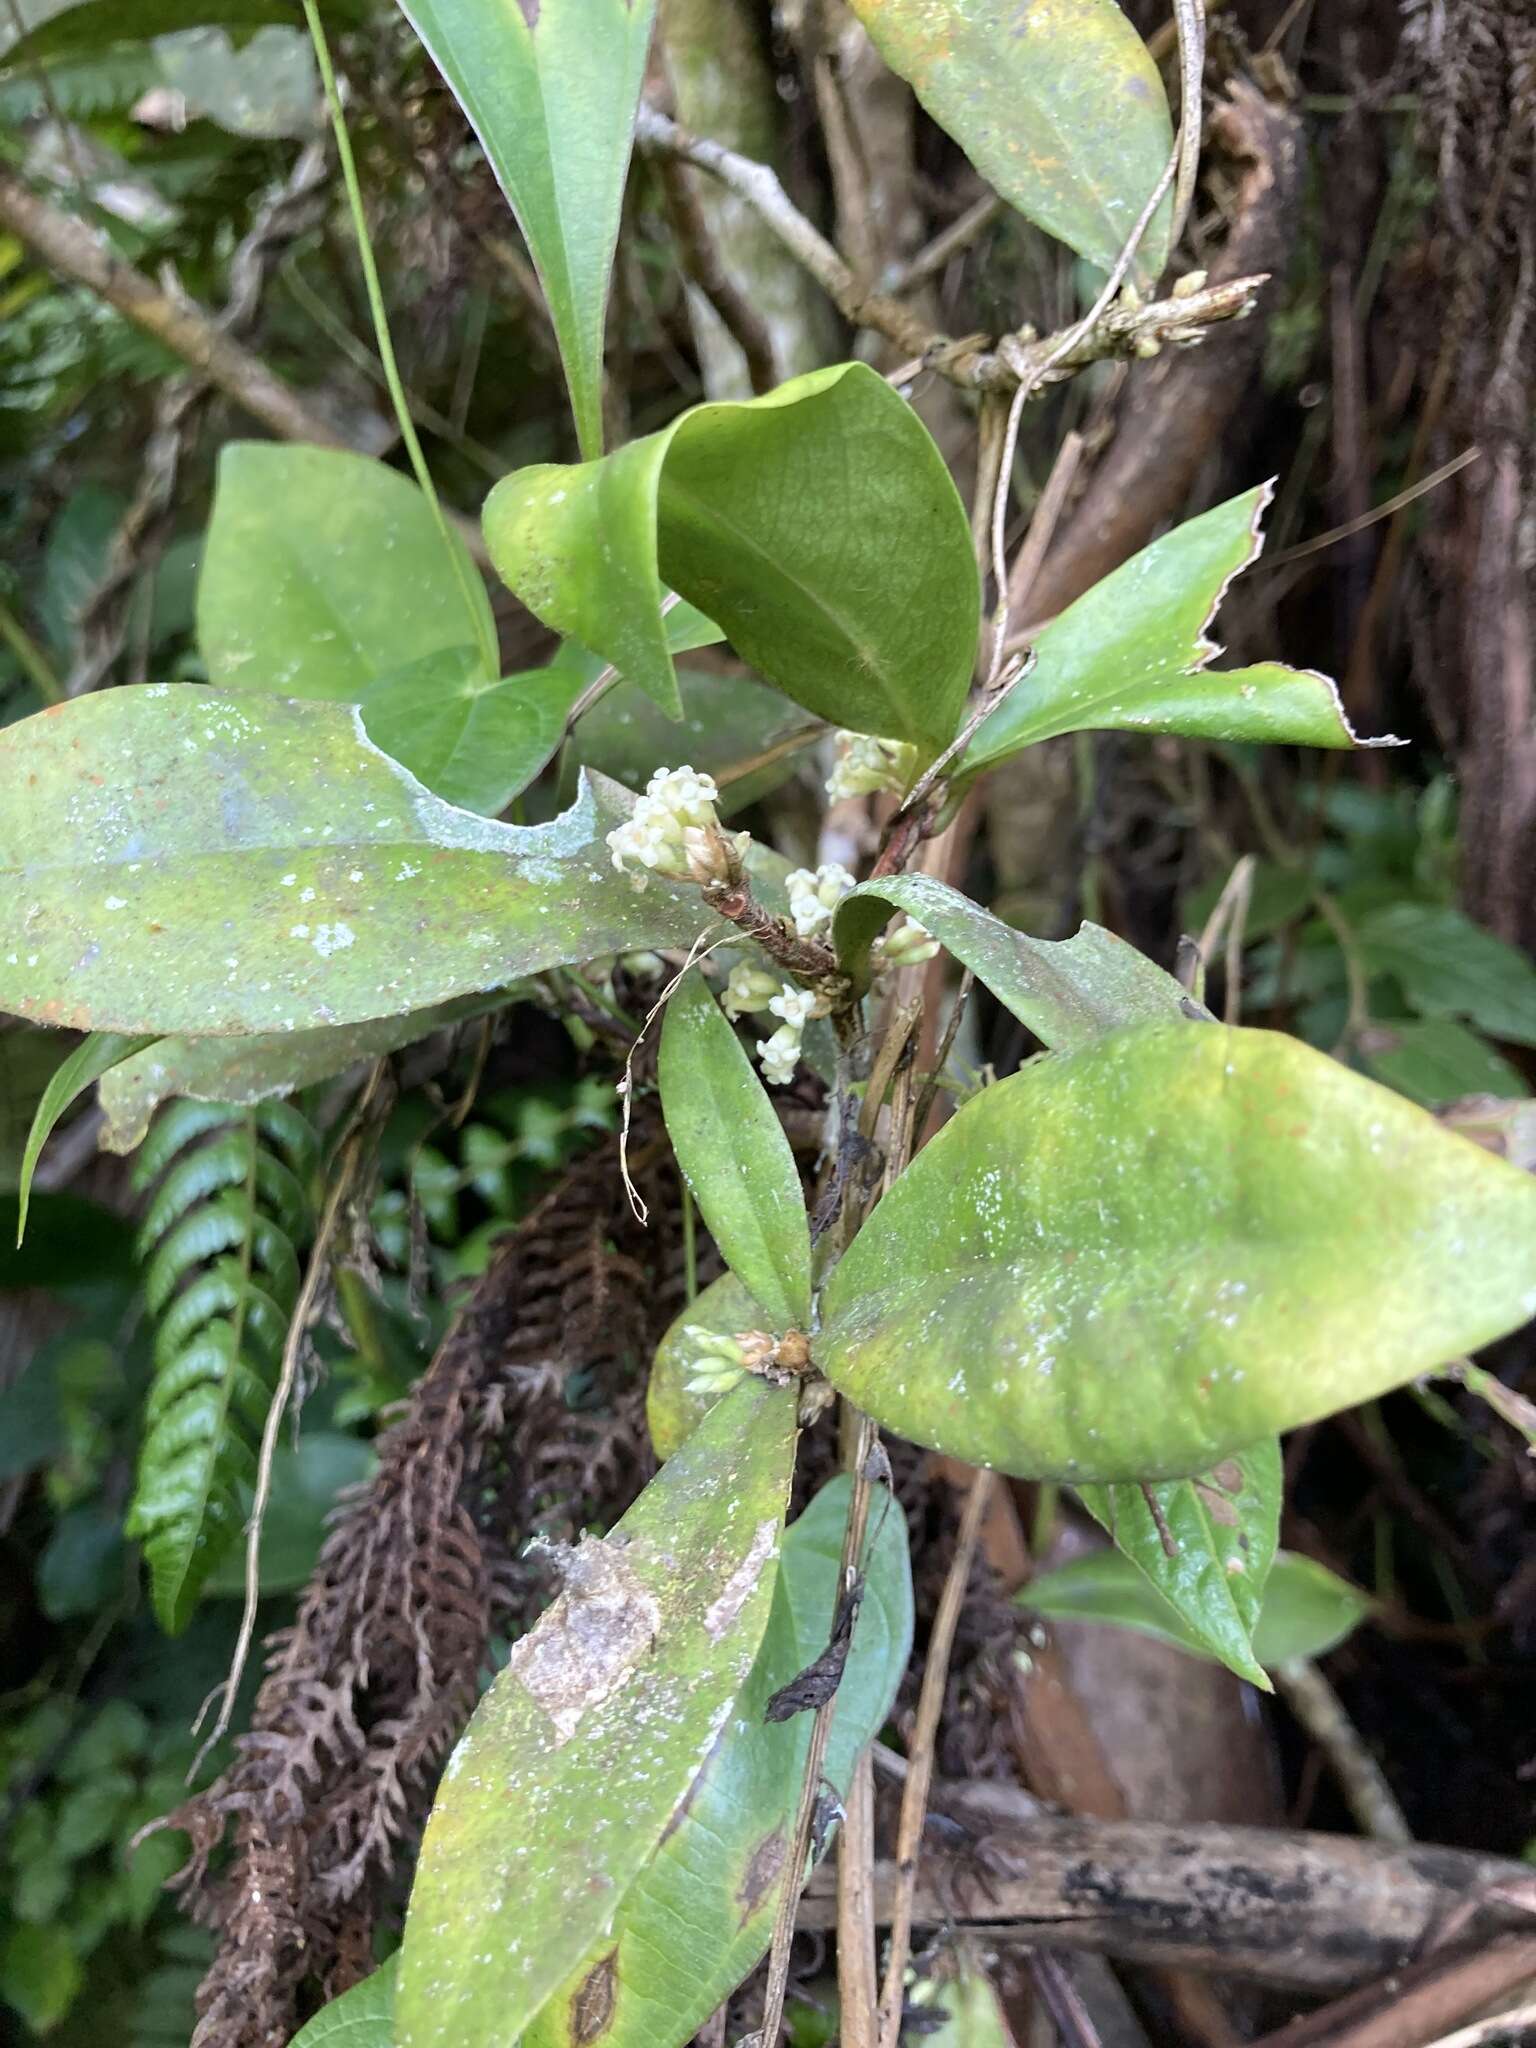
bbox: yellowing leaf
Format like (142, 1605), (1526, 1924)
(820, 1024), (1536, 1481)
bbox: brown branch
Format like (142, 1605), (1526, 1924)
(634, 105), (1264, 397)
(798, 1806), (1536, 1995)
(0, 167), (349, 449)
(654, 154), (778, 394)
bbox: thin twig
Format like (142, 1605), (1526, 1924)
(756, 1414), (879, 2048)
(616, 927), (727, 1224)
(883, 192), (1004, 295)
(1169, 0), (1208, 251)
(655, 153), (778, 393)
(302, 0), (494, 680)
(1006, 429), (1085, 619)
(875, 1466), (997, 2048)
(1273, 1658), (1412, 1845)
(190, 1065), (387, 1774)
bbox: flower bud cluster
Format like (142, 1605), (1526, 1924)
(785, 861), (856, 938)
(825, 730), (918, 802)
(605, 766), (748, 888)
(874, 917), (940, 970)
(681, 1326), (749, 1396)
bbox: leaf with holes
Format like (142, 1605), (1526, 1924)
(1022, 1547), (1372, 1671)
(1077, 1439), (1281, 1688)
(961, 488), (1399, 780)
(199, 443), (496, 697)
(819, 1023), (1536, 1482)
(659, 971), (811, 1331)
(834, 873), (1197, 1043)
(125, 1099), (317, 1631)
(397, 1376), (797, 2048)
(523, 1475), (912, 2048)
(395, 0), (655, 459)
(483, 360), (978, 743)
(846, 0), (1173, 284)
(0, 688), (712, 1036)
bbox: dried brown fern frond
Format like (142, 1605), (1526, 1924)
(160, 1119), (687, 2048)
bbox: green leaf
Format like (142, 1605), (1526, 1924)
(647, 1269), (759, 1461)
(359, 604), (725, 817)
(659, 972), (812, 1331)
(818, 1022), (1536, 1482)
(154, 24), (318, 139)
(395, 0), (655, 460)
(290, 1961), (397, 2048)
(397, 1376), (798, 2048)
(198, 443), (495, 697)
(17, 1031), (150, 1240)
(845, 0), (1173, 284)
(0, 688), (712, 1036)
(0, 1921), (83, 2034)
(1022, 1547), (1371, 1671)
(1, 2), (366, 69)
(524, 1474), (913, 2048)
(96, 994), (511, 1155)
(203, 1431), (375, 1595)
(1077, 1440), (1281, 1689)
(126, 1102), (315, 1630)
(483, 360), (979, 744)
(567, 666), (809, 819)
(1355, 903), (1536, 1049)
(915, 1967), (1014, 2046)
(961, 488), (1398, 780)
(834, 874), (1196, 1043)
(1358, 1017), (1528, 1109)
(1252, 1554), (1373, 1667)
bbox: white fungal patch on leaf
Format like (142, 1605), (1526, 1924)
(508, 1537), (661, 1746)
(703, 1519), (779, 1640)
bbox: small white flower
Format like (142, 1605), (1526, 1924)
(722, 961), (780, 1020)
(785, 861), (856, 938)
(606, 766), (745, 886)
(768, 982), (817, 1030)
(826, 731), (918, 802)
(756, 1024), (802, 1087)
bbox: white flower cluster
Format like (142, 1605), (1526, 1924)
(721, 961), (780, 1021)
(785, 860), (856, 939)
(605, 766), (748, 887)
(826, 730), (918, 802)
(681, 1325), (748, 1396)
(875, 917), (940, 970)
(756, 978), (828, 1087)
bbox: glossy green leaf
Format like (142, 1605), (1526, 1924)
(290, 1959), (397, 2048)
(1358, 1017), (1527, 1109)
(0, 688), (711, 1035)
(846, 0), (1173, 284)
(659, 971), (811, 1330)
(962, 488), (1398, 780)
(359, 604), (724, 817)
(396, 0), (655, 460)
(17, 1030), (150, 1241)
(647, 1269), (762, 1461)
(834, 873), (1197, 1042)
(198, 442), (495, 698)
(525, 1475), (913, 2048)
(96, 994), (510, 1155)
(397, 1376), (798, 2048)
(1022, 1547), (1371, 1672)
(484, 361), (979, 743)
(1078, 1439), (1281, 1688)
(819, 1023), (1536, 1482)
(1356, 903), (1536, 1048)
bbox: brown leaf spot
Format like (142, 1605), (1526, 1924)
(1195, 1482), (1241, 1528)
(571, 1948), (618, 2045)
(1210, 1460), (1246, 1494)
(517, 0), (539, 25)
(736, 1827), (787, 1924)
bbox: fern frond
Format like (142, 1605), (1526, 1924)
(127, 1100), (316, 1633)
